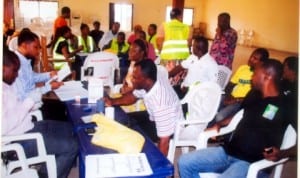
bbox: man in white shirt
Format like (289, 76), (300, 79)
(2, 49), (78, 178)
(98, 22), (120, 50)
(169, 36), (218, 98)
(104, 59), (183, 155)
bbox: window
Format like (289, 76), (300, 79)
(165, 6), (194, 26)
(109, 3), (133, 32)
(15, 0), (58, 29)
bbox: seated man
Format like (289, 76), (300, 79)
(13, 30), (64, 101)
(169, 36), (218, 98)
(213, 48), (269, 124)
(104, 59), (183, 156)
(178, 59), (290, 178)
(2, 49), (79, 178)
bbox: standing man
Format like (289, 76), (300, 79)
(157, 8), (192, 71)
(104, 60), (183, 156)
(54, 6), (71, 35)
(210, 12), (238, 69)
(98, 22), (120, 50)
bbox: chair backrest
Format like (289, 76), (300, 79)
(81, 51), (119, 89)
(216, 65), (232, 90)
(181, 81), (222, 123)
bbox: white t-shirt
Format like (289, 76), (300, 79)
(181, 53), (218, 87)
(133, 77), (183, 137)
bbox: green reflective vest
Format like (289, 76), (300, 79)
(78, 35), (94, 53)
(160, 19), (190, 60)
(52, 37), (73, 70)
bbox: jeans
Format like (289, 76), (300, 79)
(21, 120), (79, 178)
(178, 147), (251, 178)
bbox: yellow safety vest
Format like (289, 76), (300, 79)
(160, 19), (190, 60)
(147, 34), (159, 56)
(109, 39), (129, 55)
(78, 35), (94, 53)
(52, 37), (73, 70)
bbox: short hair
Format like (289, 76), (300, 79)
(253, 48), (269, 62)
(61, 6), (70, 14)
(80, 23), (89, 30)
(134, 59), (157, 81)
(93, 21), (100, 26)
(219, 12), (230, 20)
(170, 8), (182, 19)
(193, 36), (209, 54)
(132, 39), (147, 55)
(261, 58), (283, 88)
(283, 56), (298, 74)
(117, 32), (126, 40)
(3, 48), (20, 67)
(149, 24), (157, 31)
(18, 30), (39, 46)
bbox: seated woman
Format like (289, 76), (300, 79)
(52, 26), (83, 80)
(78, 23), (96, 53)
(120, 39), (147, 94)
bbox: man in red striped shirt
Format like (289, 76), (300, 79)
(104, 59), (183, 155)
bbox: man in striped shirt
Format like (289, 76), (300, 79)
(104, 59), (183, 155)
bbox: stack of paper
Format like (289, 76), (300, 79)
(85, 153), (153, 178)
(54, 81), (88, 101)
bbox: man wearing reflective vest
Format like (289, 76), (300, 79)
(157, 8), (192, 71)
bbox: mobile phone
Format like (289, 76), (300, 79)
(85, 127), (96, 135)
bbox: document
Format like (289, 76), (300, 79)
(54, 81), (88, 101)
(57, 64), (72, 82)
(85, 153), (153, 178)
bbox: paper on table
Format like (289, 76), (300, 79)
(57, 64), (71, 82)
(54, 81), (88, 101)
(85, 153), (153, 178)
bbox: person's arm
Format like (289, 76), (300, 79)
(156, 24), (165, 53)
(224, 82), (236, 95)
(102, 40), (112, 51)
(205, 116), (234, 132)
(103, 92), (138, 106)
(263, 145), (297, 162)
(169, 64), (184, 78)
(158, 136), (171, 156)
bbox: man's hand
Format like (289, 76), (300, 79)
(103, 96), (113, 106)
(263, 147), (282, 162)
(205, 123), (221, 133)
(50, 81), (64, 90)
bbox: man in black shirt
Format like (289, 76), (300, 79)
(178, 59), (290, 178)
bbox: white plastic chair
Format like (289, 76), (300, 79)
(216, 65), (232, 91)
(167, 81), (222, 163)
(1, 110), (57, 178)
(1, 143), (39, 178)
(81, 51), (119, 90)
(198, 109), (297, 178)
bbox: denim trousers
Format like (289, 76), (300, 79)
(178, 146), (251, 178)
(21, 120), (79, 178)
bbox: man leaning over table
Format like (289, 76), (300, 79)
(12, 30), (63, 105)
(104, 59), (184, 156)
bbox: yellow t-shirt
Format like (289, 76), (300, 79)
(230, 65), (253, 98)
